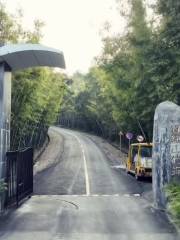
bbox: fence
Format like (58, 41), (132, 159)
(10, 124), (48, 151)
(5, 148), (33, 208)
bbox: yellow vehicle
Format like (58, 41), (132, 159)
(126, 143), (153, 180)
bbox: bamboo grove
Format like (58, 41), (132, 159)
(59, 0), (180, 143)
(0, 2), (65, 150)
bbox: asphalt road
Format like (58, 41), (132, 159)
(0, 127), (178, 240)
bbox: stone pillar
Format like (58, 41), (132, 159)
(153, 101), (180, 209)
(0, 63), (11, 210)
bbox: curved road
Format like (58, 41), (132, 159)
(34, 127), (148, 196)
(0, 127), (178, 240)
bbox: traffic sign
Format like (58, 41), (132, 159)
(137, 135), (144, 142)
(126, 132), (133, 140)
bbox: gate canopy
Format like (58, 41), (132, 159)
(0, 44), (65, 71)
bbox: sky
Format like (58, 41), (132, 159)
(5, 0), (124, 75)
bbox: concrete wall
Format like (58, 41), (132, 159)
(153, 101), (180, 209)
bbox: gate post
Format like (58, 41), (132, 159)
(0, 43), (65, 212)
(0, 63), (11, 211)
(153, 101), (180, 209)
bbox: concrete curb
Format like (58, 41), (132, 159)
(34, 134), (50, 163)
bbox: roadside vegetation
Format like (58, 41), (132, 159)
(60, 0), (180, 143)
(166, 184), (180, 227)
(0, 180), (7, 195)
(59, 0), (180, 220)
(0, 2), (66, 150)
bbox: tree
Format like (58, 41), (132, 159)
(59, 0), (180, 144)
(155, 0), (180, 104)
(0, 2), (66, 149)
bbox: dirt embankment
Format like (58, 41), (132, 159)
(34, 127), (64, 175)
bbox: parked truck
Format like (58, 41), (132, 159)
(126, 143), (153, 180)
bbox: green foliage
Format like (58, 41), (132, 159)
(0, 180), (7, 194)
(0, 2), (22, 43)
(0, 2), (65, 150)
(166, 183), (180, 226)
(156, 0), (180, 104)
(60, 0), (180, 143)
(11, 68), (65, 149)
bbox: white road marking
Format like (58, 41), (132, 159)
(124, 194), (130, 197)
(77, 139), (90, 196)
(111, 165), (126, 169)
(133, 194), (141, 197)
(62, 130), (90, 196)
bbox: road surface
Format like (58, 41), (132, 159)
(0, 127), (178, 240)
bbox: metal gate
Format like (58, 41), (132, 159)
(5, 148), (33, 207)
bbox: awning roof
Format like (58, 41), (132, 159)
(0, 44), (65, 71)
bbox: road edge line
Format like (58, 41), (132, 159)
(59, 129), (90, 196)
(75, 137), (90, 196)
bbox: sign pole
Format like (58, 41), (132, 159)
(120, 135), (122, 152)
(126, 132), (133, 150)
(119, 131), (123, 152)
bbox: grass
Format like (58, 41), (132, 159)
(0, 180), (7, 194)
(166, 183), (180, 227)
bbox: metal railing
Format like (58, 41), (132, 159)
(5, 148), (33, 208)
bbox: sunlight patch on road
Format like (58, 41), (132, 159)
(133, 194), (141, 197)
(111, 165), (126, 169)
